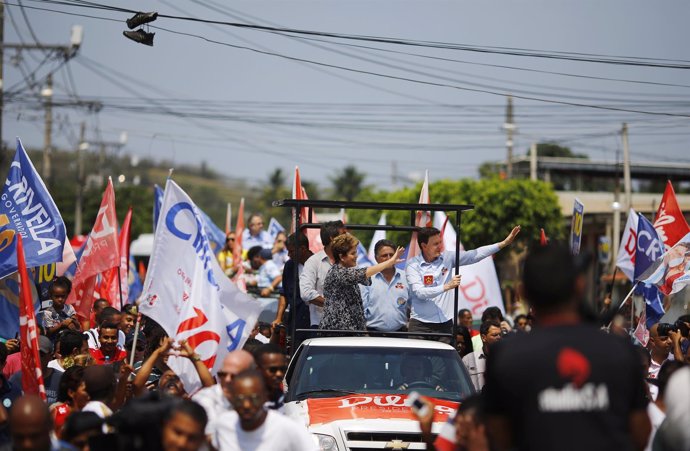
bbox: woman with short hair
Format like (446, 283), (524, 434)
(320, 233), (403, 331)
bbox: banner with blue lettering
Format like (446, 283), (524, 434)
(634, 213), (666, 325)
(153, 183), (224, 252)
(0, 139), (66, 279)
(139, 179), (262, 392)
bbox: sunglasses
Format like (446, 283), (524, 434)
(230, 393), (263, 405)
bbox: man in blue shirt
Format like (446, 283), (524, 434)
(360, 239), (410, 333)
(406, 225), (520, 342)
(242, 214), (274, 251)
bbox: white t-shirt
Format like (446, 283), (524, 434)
(210, 410), (317, 451)
(192, 384), (232, 433)
(644, 402), (665, 451)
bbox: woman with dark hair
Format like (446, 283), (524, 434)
(455, 325), (474, 358)
(51, 365), (89, 436)
(320, 233), (404, 331)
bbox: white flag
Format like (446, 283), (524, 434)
(433, 211), (457, 252)
(367, 213), (387, 263)
(616, 208), (639, 282)
(139, 180), (262, 393)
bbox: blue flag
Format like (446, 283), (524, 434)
(267, 217), (285, 241)
(0, 139), (66, 279)
(0, 273), (40, 339)
(634, 213), (664, 281)
(153, 183), (224, 252)
(153, 184), (164, 233)
(127, 254), (143, 303)
(634, 213), (666, 325)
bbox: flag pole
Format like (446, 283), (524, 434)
(117, 267), (124, 311)
(129, 315), (141, 368)
(606, 281), (638, 328)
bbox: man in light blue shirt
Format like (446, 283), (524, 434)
(406, 225), (520, 342)
(248, 246), (282, 297)
(242, 214), (274, 250)
(360, 239), (410, 332)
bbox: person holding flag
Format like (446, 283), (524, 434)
(406, 226), (520, 342)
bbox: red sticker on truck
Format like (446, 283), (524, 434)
(306, 394), (458, 425)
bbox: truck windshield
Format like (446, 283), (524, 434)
(287, 346), (475, 402)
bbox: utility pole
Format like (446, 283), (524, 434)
(503, 96), (515, 179)
(74, 122), (86, 236)
(530, 142), (537, 181)
(42, 73), (53, 183)
(621, 123), (632, 210)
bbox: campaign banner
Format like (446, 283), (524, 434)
(639, 232), (690, 296)
(307, 394), (457, 425)
(570, 198), (585, 255)
(457, 257), (505, 319)
(154, 183), (225, 252)
(139, 179), (262, 393)
(67, 179), (119, 319)
(0, 139), (66, 279)
(616, 209), (639, 282)
(654, 180), (690, 252)
(17, 235), (46, 400)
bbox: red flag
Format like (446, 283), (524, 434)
(540, 228), (549, 246)
(407, 170), (432, 261)
(101, 207), (133, 307)
(292, 166), (323, 253)
(654, 180), (690, 251)
(67, 178), (120, 319)
(16, 235), (46, 400)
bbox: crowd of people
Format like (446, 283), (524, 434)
(0, 211), (689, 451)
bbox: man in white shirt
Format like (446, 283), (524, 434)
(209, 369), (317, 451)
(84, 306), (126, 350)
(299, 221), (346, 328)
(462, 320), (502, 392)
(406, 226), (519, 342)
(192, 350), (255, 433)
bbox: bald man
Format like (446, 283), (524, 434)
(192, 350), (255, 433)
(647, 323), (673, 400)
(4, 395), (71, 451)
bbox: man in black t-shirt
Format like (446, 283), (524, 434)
(483, 244), (650, 451)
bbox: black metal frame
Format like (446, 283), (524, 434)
(273, 199), (474, 351)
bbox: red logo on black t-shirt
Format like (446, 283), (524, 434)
(556, 348), (591, 388)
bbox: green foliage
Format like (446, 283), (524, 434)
(532, 142), (587, 159)
(349, 178), (564, 261)
(330, 165), (366, 201)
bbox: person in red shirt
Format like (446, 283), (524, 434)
(88, 323), (127, 365)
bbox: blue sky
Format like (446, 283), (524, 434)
(3, 0), (689, 189)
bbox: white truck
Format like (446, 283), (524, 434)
(283, 336), (475, 451)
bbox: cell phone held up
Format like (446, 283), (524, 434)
(408, 391), (431, 418)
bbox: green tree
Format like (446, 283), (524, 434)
(533, 142), (587, 159)
(330, 165), (366, 202)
